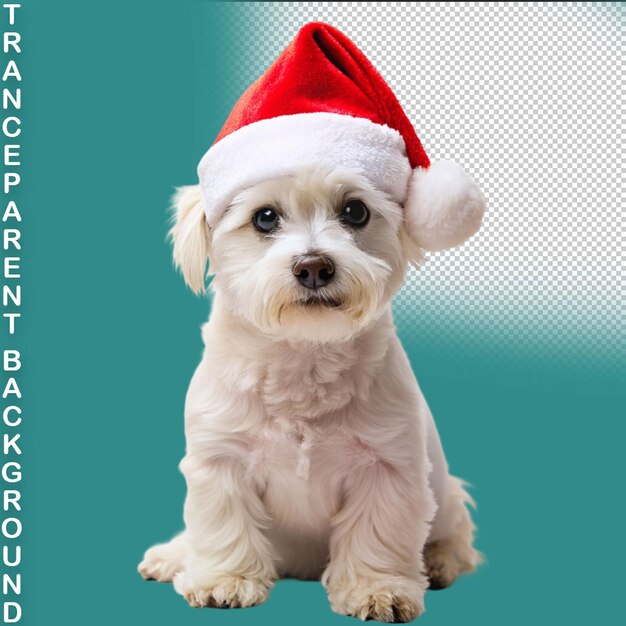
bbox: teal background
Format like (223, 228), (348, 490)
(10, 1), (623, 625)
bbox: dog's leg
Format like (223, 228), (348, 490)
(138, 532), (188, 582)
(322, 460), (435, 623)
(172, 454), (276, 609)
(424, 476), (481, 590)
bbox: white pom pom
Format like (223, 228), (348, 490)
(404, 160), (485, 251)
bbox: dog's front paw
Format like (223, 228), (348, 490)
(327, 577), (426, 623)
(173, 570), (270, 608)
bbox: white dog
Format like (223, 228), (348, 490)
(138, 165), (481, 622)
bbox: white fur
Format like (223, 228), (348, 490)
(405, 160), (485, 251)
(198, 113), (412, 227)
(169, 185), (209, 293)
(140, 166), (480, 622)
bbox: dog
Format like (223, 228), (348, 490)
(138, 164), (481, 622)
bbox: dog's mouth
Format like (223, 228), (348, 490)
(295, 294), (342, 309)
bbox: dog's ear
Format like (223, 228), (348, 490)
(169, 185), (210, 294)
(400, 226), (425, 268)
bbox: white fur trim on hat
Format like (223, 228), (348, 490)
(198, 112), (412, 226)
(404, 160), (485, 251)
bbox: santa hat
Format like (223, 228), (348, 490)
(198, 22), (484, 251)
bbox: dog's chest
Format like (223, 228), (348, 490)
(257, 337), (384, 422)
(248, 423), (355, 531)
(251, 422), (346, 480)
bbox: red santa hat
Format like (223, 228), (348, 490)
(198, 22), (484, 251)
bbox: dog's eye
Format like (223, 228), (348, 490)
(253, 207), (279, 233)
(340, 200), (370, 228)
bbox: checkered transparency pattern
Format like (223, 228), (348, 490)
(204, 3), (625, 361)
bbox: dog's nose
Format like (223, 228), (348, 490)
(292, 255), (335, 289)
